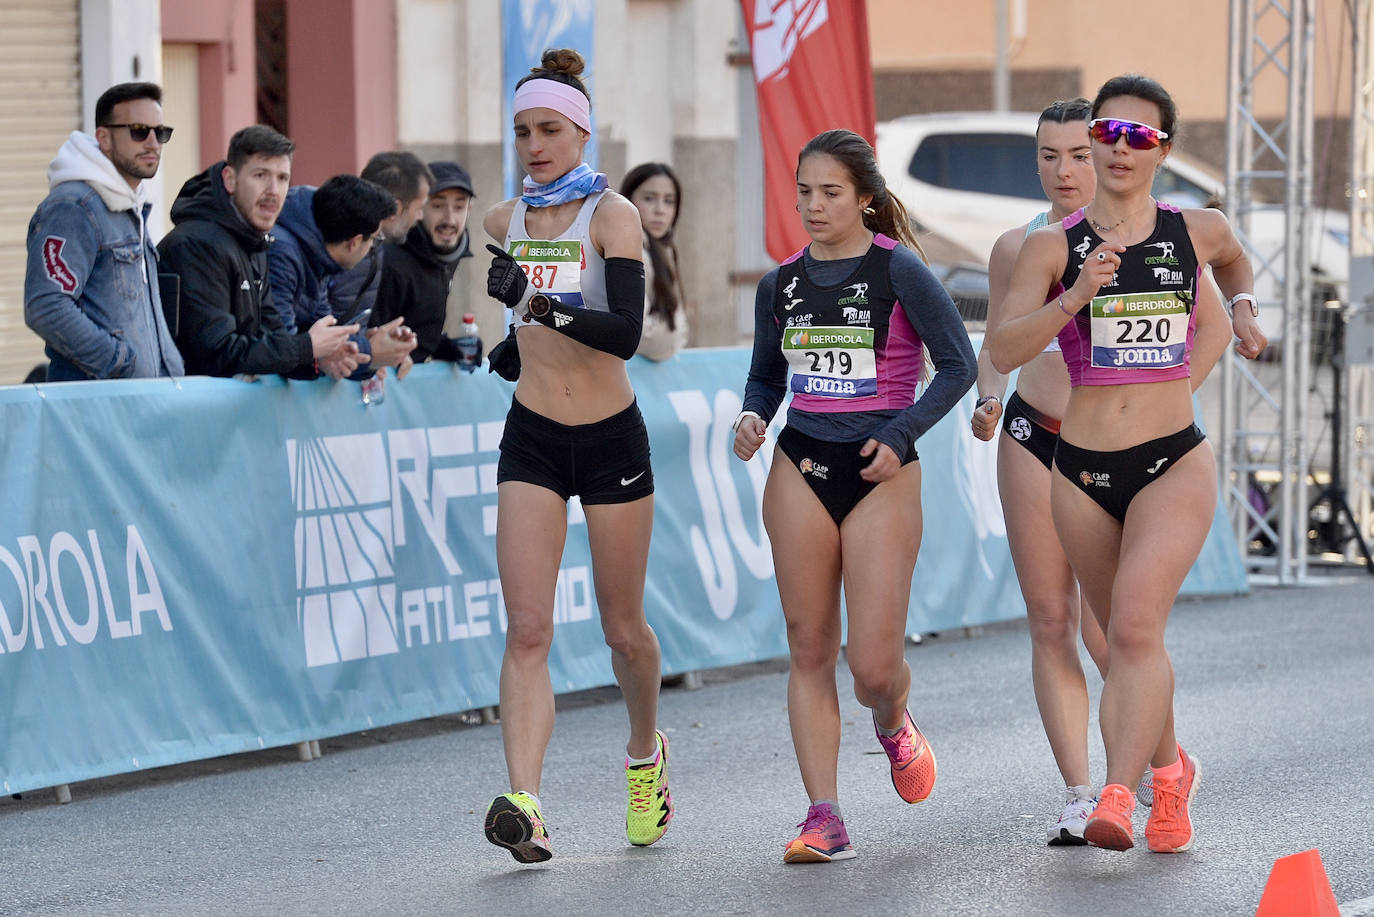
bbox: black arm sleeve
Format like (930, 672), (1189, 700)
(741, 269), (788, 422)
(160, 235), (314, 377)
(869, 246), (977, 456)
(529, 256), (643, 360)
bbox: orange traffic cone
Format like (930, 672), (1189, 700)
(1254, 849), (1340, 916)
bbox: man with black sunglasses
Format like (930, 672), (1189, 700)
(24, 81), (183, 380)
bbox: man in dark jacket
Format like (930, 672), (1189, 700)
(156, 126), (359, 377)
(375, 161), (476, 363)
(269, 176), (413, 378)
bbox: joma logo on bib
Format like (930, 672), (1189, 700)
(803, 377), (858, 395)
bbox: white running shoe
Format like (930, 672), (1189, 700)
(1046, 785), (1096, 846)
(1137, 772), (1154, 808)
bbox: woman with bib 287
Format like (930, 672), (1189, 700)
(479, 48), (672, 864)
(733, 130), (976, 863)
(988, 74), (1266, 853)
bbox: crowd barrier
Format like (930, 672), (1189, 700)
(0, 343), (1245, 795)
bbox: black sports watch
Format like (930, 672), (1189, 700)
(527, 293), (553, 318)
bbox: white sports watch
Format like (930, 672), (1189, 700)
(1228, 292), (1259, 318)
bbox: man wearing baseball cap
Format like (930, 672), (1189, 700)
(374, 161), (477, 363)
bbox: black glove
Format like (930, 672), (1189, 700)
(485, 243), (527, 308)
(487, 324), (520, 381)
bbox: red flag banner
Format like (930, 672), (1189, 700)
(741, 0), (875, 262)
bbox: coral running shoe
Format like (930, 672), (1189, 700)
(625, 730), (674, 846)
(1084, 783), (1136, 851)
(1046, 785), (1096, 846)
(1146, 746), (1201, 854)
(783, 803), (856, 863)
(484, 791), (552, 863)
(875, 710), (937, 803)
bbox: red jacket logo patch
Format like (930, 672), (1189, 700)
(43, 236), (78, 293)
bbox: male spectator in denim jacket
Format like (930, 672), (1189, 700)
(269, 176), (413, 379)
(24, 82), (184, 381)
(157, 126), (360, 378)
(375, 161), (477, 363)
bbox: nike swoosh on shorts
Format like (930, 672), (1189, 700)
(621, 471), (646, 487)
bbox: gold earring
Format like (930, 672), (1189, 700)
(863, 206), (876, 215)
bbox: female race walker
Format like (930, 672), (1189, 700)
(970, 99), (1247, 845)
(988, 74), (1266, 853)
(621, 162), (689, 360)
(480, 48), (671, 863)
(733, 129), (976, 863)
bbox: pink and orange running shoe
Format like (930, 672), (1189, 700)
(874, 710), (937, 804)
(783, 802), (856, 864)
(1084, 783), (1137, 851)
(1146, 746), (1201, 853)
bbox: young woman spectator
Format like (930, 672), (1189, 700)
(621, 162), (689, 360)
(733, 129), (976, 863)
(479, 48), (671, 864)
(988, 74), (1266, 853)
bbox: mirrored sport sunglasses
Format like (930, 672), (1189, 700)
(102, 123), (174, 143)
(1088, 118), (1168, 150)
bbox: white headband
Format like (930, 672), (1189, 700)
(513, 78), (592, 133)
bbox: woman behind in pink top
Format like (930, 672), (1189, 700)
(988, 74), (1266, 854)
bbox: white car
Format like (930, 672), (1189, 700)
(877, 111), (1348, 340)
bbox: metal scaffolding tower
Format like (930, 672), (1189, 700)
(1349, 0), (1374, 566)
(1222, 0), (1316, 583)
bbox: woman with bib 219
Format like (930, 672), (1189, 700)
(733, 129), (976, 863)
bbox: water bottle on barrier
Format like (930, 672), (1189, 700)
(361, 371), (385, 406)
(456, 313), (482, 373)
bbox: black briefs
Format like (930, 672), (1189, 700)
(1054, 424), (1206, 523)
(776, 425), (918, 526)
(1002, 390), (1060, 471)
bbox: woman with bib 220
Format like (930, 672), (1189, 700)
(988, 74), (1266, 853)
(733, 130), (976, 863)
(480, 48), (672, 864)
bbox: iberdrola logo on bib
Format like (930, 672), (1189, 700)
(789, 329), (810, 347)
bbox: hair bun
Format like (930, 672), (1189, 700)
(536, 48), (585, 78)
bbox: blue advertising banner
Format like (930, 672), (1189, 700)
(500, 0), (598, 199)
(0, 347), (1245, 794)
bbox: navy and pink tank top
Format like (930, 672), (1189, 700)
(1054, 202), (1200, 387)
(772, 234), (924, 413)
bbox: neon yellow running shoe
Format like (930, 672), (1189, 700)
(484, 791), (551, 863)
(625, 730), (674, 846)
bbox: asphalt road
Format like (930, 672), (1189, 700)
(3, 579), (1371, 917)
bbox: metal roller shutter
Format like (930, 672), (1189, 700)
(0, 0), (81, 384)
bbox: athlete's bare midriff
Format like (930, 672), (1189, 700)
(1059, 376), (1195, 450)
(1012, 350), (1072, 420)
(513, 324), (634, 424)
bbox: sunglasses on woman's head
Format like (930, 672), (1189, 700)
(1088, 118), (1168, 150)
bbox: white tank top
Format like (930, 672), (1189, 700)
(505, 191), (608, 317)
